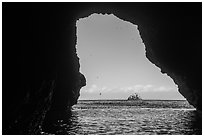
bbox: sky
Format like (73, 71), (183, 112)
(76, 13), (185, 100)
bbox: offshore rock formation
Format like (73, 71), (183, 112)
(128, 93), (142, 101)
(3, 3), (201, 134)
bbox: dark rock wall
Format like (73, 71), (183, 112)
(135, 3), (202, 112)
(3, 3), (86, 134)
(3, 2), (201, 134)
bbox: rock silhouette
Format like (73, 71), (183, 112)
(128, 93), (142, 101)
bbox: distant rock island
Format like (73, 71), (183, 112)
(127, 93), (142, 101)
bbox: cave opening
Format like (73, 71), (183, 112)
(75, 13), (186, 101)
(3, 3), (201, 135)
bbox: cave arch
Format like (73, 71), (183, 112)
(74, 5), (201, 111)
(76, 13), (185, 101)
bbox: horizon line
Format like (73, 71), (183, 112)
(78, 99), (187, 101)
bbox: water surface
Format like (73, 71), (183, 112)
(42, 100), (202, 135)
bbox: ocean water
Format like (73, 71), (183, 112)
(42, 100), (202, 135)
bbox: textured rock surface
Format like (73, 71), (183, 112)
(3, 3), (201, 134)
(3, 3), (86, 134)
